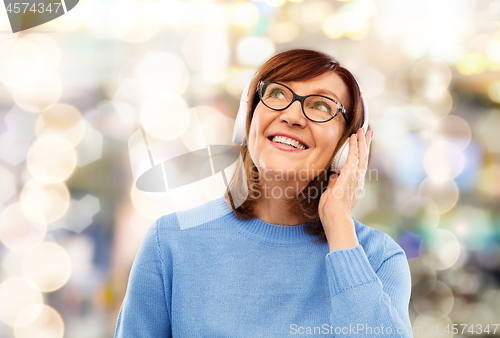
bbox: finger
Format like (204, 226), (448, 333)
(357, 127), (371, 171)
(345, 133), (358, 169)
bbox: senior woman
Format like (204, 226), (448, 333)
(114, 49), (413, 337)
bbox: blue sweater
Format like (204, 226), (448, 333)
(114, 196), (413, 337)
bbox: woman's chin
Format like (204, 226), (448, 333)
(257, 163), (305, 179)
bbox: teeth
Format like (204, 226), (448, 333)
(271, 136), (306, 149)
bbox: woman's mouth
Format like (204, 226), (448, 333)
(268, 135), (308, 149)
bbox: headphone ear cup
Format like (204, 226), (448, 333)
(330, 140), (349, 175)
(232, 78), (254, 146)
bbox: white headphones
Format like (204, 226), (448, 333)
(232, 71), (369, 175)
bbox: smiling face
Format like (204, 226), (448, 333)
(248, 70), (350, 183)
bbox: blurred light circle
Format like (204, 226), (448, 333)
(374, 43), (411, 72)
(456, 52), (488, 75)
(130, 185), (178, 220)
(488, 81), (500, 103)
(396, 60), (453, 109)
(0, 33), (60, 90)
(236, 37), (275, 67)
(360, 68), (385, 99)
(0, 165), (16, 205)
(140, 96), (190, 140)
(419, 228), (461, 270)
(418, 177), (459, 213)
(45, 1), (82, 31)
(323, 14), (344, 39)
(351, 0), (377, 18)
(223, 66), (255, 97)
(27, 135), (77, 183)
(12, 74), (62, 113)
(265, 0), (286, 7)
(229, 2), (260, 28)
(479, 288), (500, 320)
(0, 37), (42, 91)
(488, 58), (500, 72)
(430, 115), (471, 150)
(408, 258), (437, 294)
(399, 196), (440, 233)
(20, 180), (70, 224)
(22, 242), (71, 293)
(414, 90), (453, 123)
(377, 106), (417, 140)
(487, 34), (500, 62)
(445, 205), (494, 251)
(410, 58), (451, 99)
(109, 0), (158, 43)
(0, 203), (46, 252)
(478, 163), (500, 198)
(91, 100), (136, 140)
(136, 52), (189, 99)
(112, 78), (146, 106)
(269, 21), (300, 44)
(2, 250), (25, 278)
(335, 12), (368, 40)
(476, 109), (500, 154)
(413, 280), (454, 318)
(423, 141), (464, 180)
(23, 34), (61, 75)
(0, 277), (43, 326)
(14, 304), (64, 338)
(35, 104), (85, 148)
(301, 1), (331, 28)
(413, 312), (453, 337)
(0, 37), (15, 72)
(192, 106), (234, 145)
(81, 0), (106, 30)
(450, 270), (482, 295)
(116, 22), (158, 44)
(180, 26), (230, 83)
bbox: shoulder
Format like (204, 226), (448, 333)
(151, 196), (234, 246)
(155, 196), (232, 230)
(352, 217), (407, 271)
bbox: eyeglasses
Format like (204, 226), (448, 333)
(257, 81), (349, 124)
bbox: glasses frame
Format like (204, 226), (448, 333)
(257, 80), (349, 124)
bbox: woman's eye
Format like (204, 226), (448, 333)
(310, 101), (332, 113)
(269, 90), (285, 99)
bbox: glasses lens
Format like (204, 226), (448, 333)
(260, 83), (293, 110)
(304, 96), (337, 122)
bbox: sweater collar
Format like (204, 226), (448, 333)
(214, 196), (323, 246)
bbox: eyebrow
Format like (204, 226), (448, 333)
(279, 81), (343, 104)
(312, 89), (341, 102)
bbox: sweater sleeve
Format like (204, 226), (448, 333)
(114, 219), (172, 338)
(325, 235), (413, 337)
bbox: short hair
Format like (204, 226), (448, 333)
(224, 48), (369, 243)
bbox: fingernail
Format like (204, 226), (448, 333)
(371, 130), (375, 138)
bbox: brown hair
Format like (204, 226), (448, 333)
(224, 48), (370, 243)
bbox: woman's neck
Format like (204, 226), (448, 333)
(252, 177), (309, 226)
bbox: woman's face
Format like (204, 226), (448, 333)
(248, 70), (349, 183)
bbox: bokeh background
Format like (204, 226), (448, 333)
(0, 0), (500, 337)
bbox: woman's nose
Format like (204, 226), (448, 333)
(280, 100), (307, 127)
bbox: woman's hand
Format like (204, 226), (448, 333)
(318, 127), (374, 252)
